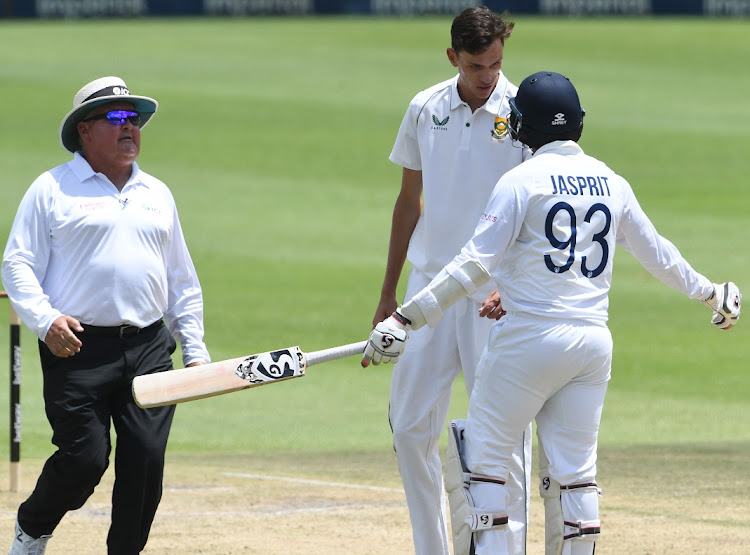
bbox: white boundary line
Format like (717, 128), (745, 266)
(157, 504), (379, 517)
(222, 472), (404, 494)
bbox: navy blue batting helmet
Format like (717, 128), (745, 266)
(509, 71), (584, 146)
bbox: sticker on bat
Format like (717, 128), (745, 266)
(235, 347), (305, 384)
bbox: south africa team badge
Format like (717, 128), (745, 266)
(491, 116), (509, 142)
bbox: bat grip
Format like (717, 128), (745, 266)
(306, 341), (368, 367)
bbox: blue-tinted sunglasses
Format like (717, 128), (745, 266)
(82, 110), (141, 126)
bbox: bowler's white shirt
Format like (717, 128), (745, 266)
(390, 72), (531, 299)
(454, 140), (713, 323)
(2, 152), (209, 365)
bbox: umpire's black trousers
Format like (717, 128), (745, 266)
(18, 321), (176, 555)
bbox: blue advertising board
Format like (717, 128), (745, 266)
(1, 0), (749, 18)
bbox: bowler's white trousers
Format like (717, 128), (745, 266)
(465, 312), (612, 554)
(390, 269), (532, 555)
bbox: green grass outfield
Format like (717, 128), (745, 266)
(0, 15), (748, 469)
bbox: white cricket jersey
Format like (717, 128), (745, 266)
(2, 152), (209, 364)
(390, 72), (531, 297)
(454, 140), (714, 324)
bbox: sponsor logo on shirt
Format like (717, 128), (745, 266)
(79, 201), (107, 212)
(139, 203), (163, 215)
(431, 114), (449, 131)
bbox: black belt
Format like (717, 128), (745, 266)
(80, 320), (162, 339)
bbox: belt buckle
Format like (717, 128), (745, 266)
(119, 325), (138, 339)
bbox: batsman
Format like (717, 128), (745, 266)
(363, 71), (741, 554)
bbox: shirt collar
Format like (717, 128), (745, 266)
(125, 162), (142, 188)
(69, 151), (97, 182)
(69, 151), (142, 188)
(449, 71), (509, 113)
(533, 140), (583, 157)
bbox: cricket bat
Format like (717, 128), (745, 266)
(132, 340), (368, 408)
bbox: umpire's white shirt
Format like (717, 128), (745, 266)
(2, 152), (210, 365)
(457, 140), (714, 323)
(390, 72), (530, 300)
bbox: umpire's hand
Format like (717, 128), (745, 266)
(45, 315), (83, 357)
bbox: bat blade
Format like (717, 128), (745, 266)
(132, 355), (255, 408)
(132, 341), (367, 408)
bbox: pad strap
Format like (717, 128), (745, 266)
(465, 475), (508, 531)
(561, 482), (598, 491)
(564, 519), (601, 540)
(467, 512), (509, 531)
(446, 261), (481, 296)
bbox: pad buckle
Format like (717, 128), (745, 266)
(564, 519), (601, 540)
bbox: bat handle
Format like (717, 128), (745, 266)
(306, 340), (368, 367)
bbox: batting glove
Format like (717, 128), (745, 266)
(361, 310), (411, 367)
(702, 282), (742, 330)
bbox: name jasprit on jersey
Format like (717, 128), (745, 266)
(550, 175), (611, 196)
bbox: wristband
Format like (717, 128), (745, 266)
(392, 310), (412, 327)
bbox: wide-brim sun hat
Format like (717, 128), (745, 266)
(59, 76), (158, 153)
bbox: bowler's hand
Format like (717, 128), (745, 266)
(479, 290), (506, 320)
(45, 315), (83, 357)
(372, 296), (399, 329)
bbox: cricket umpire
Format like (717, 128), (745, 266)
(2, 76), (210, 554)
(364, 71), (741, 553)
